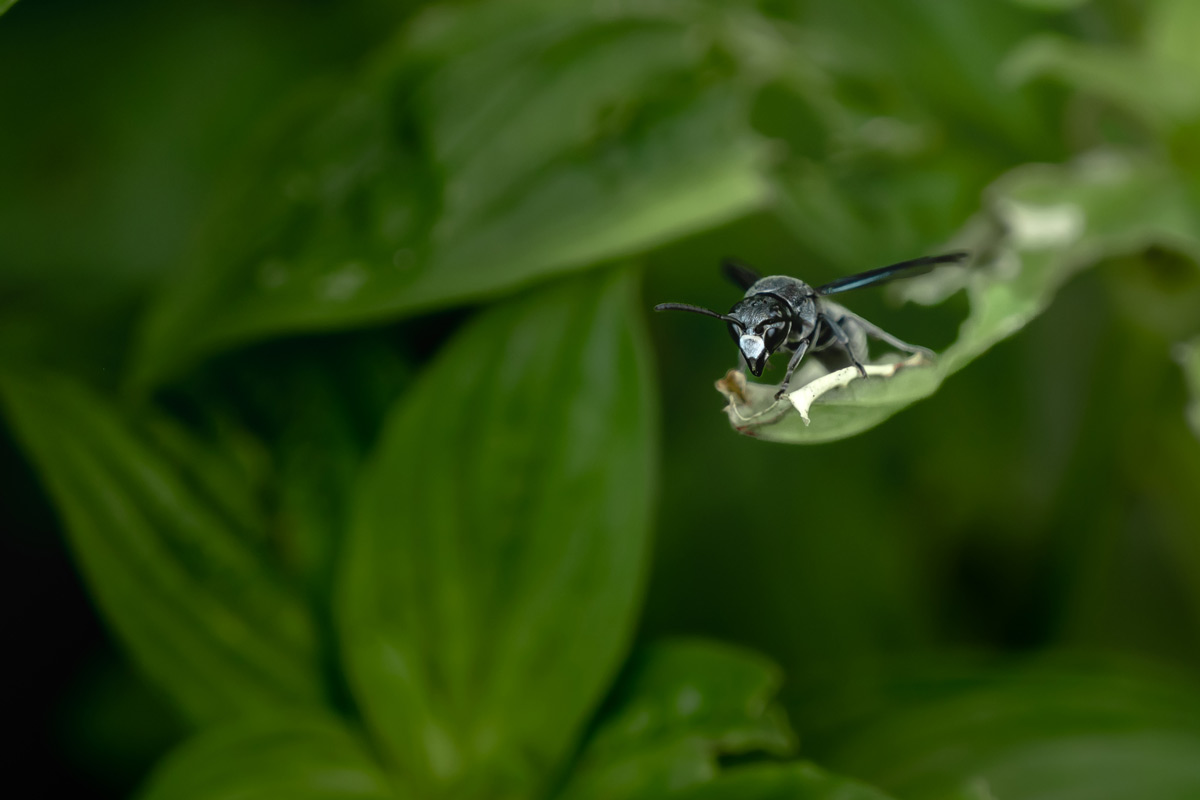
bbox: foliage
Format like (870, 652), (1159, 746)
(0, 372), (327, 724)
(128, 0), (777, 387)
(814, 657), (1200, 800)
(3, 0), (1200, 798)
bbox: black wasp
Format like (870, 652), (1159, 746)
(655, 252), (968, 398)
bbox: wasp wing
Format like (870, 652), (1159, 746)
(817, 252), (967, 296)
(722, 258), (761, 291)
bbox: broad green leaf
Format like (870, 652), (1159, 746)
(338, 268), (657, 799)
(1002, 34), (1200, 130)
(671, 762), (897, 800)
(138, 714), (398, 800)
(1175, 336), (1200, 440)
(558, 639), (794, 800)
(818, 658), (1200, 800)
(423, 14), (708, 232)
(722, 149), (1200, 443)
(0, 371), (325, 725)
(132, 2), (772, 388)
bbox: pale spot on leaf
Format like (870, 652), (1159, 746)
(676, 685), (702, 716)
(257, 259), (289, 290)
(319, 262), (368, 301)
(998, 198), (1085, 250)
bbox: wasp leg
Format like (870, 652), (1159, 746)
(838, 308), (934, 360)
(774, 338), (811, 399)
(820, 314), (868, 378)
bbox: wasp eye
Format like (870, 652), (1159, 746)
(763, 325), (786, 351)
(727, 322), (741, 343)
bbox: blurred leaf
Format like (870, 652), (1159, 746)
(0, 1), (17, 19)
(338, 268), (657, 799)
(720, 149), (1200, 443)
(1174, 336), (1200, 440)
(1008, 0), (1089, 9)
(795, 0), (1057, 159)
(558, 639), (794, 800)
(771, 161), (925, 271)
(1002, 35), (1200, 130)
(194, 333), (412, 605)
(0, 371), (325, 725)
(770, 150), (1013, 275)
(0, 1), (394, 376)
(133, 1), (772, 387)
(138, 714), (397, 800)
(1004, 0), (1200, 135)
(263, 378), (376, 603)
(818, 658), (1200, 800)
(422, 10), (709, 232)
(940, 780), (1001, 800)
(415, 87), (765, 314)
(1144, 0), (1200, 80)
(670, 762), (897, 800)
(761, 1), (1067, 282)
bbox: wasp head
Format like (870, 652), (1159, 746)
(653, 293), (792, 378)
(727, 294), (791, 377)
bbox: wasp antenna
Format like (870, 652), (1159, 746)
(721, 258), (760, 291)
(653, 302), (740, 325)
(817, 251), (969, 296)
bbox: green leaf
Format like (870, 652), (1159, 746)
(1175, 336), (1200, 440)
(1007, 0), (1090, 11)
(0, 371), (325, 725)
(138, 714), (398, 800)
(0, 1), (18, 18)
(1004, 0), (1200, 120)
(132, 2), (771, 387)
(818, 658), (1200, 800)
(1001, 33), (1200, 130)
(195, 333), (411, 604)
(789, 0), (1055, 159)
(721, 149), (1200, 443)
(670, 762), (897, 800)
(415, 87), (766, 318)
(338, 268), (657, 799)
(1145, 0), (1200, 82)
(558, 639), (794, 800)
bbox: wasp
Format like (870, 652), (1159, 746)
(655, 252), (968, 398)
